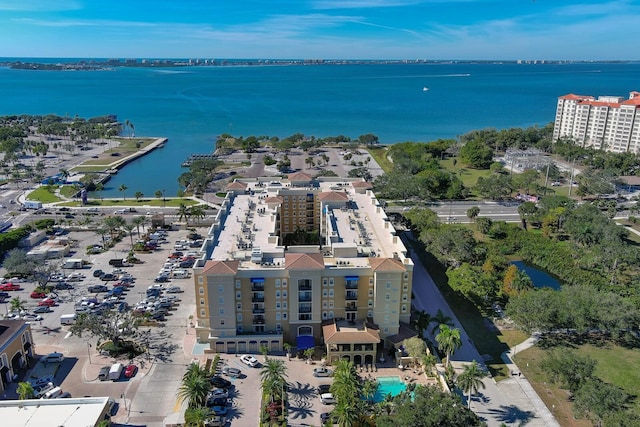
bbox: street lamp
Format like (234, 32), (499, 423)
(87, 343), (92, 364)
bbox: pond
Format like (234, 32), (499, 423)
(510, 261), (561, 290)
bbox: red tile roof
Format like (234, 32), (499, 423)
(352, 181), (372, 188)
(559, 94), (594, 101)
(285, 253), (325, 270)
(287, 172), (313, 182)
(264, 196), (284, 204)
(323, 322), (380, 344)
(368, 257), (406, 272)
(202, 260), (239, 275)
(225, 181), (247, 190)
(318, 191), (349, 201)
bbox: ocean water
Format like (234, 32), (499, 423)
(1, 61), (639, 196)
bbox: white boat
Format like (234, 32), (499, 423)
(422, 87), (429, 91)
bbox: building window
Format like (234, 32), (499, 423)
(198, 276), (204, 284)
(384, 315), (389, 323)
(329, 278), (334, 287)
(220, 308), (225, 315)
(386, 282), (391, 289)
(402, 294), (408, 302)
(237, 325), (243, 333)
(323, 278), (328, 287)
(328, 289), (334, 298)
(369, 278), (374, 286)
(368, 289), (373, 297)
(385, 293), (390, 300)
(329, 311), (334, 318)
(218, 297), (224, 304)
(220, 319), (225, 325)
(282, 290), (287, 298)
(199, 298), (205, 306)
(404, 273), (409, 280)
(323, 300), (328, 309)
(237, 313), (243, 321)
(368, 299), (373, 307)
(218, 284), (224, 293)
(199, 287), (204, 295)
(283, 312), (288, 320)
(276, 290), (281, 299)
(367, 310), (373, 318)
(283, 301), (288, 310)
(236, 291), (241, 300)
(329, 300), (334, 309)
(402, 305), (407, 313)
(200, 309), (206, 317)
(276, 312), (281, 321)
(235, 280), (241, 288)
(276, 302), (281, 310)
(282, 280), (287, 288)
(403, 282), (408, 291)
(323, 289), (328, 298)
(323, 311), (328, 319)
(237, 303), (242, 310)
(275, 279), (281, 288)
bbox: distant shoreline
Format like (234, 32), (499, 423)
(3, 58), (640, 71)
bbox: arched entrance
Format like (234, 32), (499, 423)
(354, 355), (362, 366)
(365, 354), (374, 365)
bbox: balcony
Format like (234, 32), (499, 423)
(298, 313), (312, 321)
(345, 291), (358, 301)
(252, 316), (265, 325)
(345, 281), (359, 289)
(299, 307), (312, 314)
(252, 295), (265, 303)
(345, 303), (357, 312)
(251, 283), (264, 291)
(252, 306), (265, 314)
(298, 295), (312, 302)
(299, 283), (312, 291)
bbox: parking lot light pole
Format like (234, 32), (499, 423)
(87, 343), (92, 364)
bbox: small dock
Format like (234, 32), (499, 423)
(182, 153), (218, 167)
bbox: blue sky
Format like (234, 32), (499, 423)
(1, 0), (639, 60)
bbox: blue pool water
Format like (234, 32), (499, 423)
(373, 376), (407, 402)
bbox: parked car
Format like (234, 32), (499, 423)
(30, 291), (47, 299)
(0, 283), (20, 291)
(321, 412), (338, 424)
(317, 384), (331, 394)
(154, 275), (170, 283)
(101, 273), (117, 281)
(313, 367), (333, 377)
(222, 367), (241, 378)
(54, 282), (73, 290)
(33, 306), (52, 314)
(320, 393), (336, 405)
(98, 366), (110, 381)
(88, 285), (108, 293)
(42, 352), (64, 363)
(165, 286), (182, 294)
(211, 406), (227, 416)
(206, 397), (228, 408)
(22, 314), (43, 322)
(124, 364), (138, 378)
(0, 291), (9, 299)
(209, 376), (232, 389)
(92, 269), (104, 278)
(208, 388), (229, 399)
(38, 299), (56, 307)
(240, 354), (259, 368)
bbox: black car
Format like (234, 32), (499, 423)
(154, 275), (170, 283)
(88, 284), (108, 293)
(179, 260), (194, 268)
(321, 412), (337, 424)
(317, 384), (331, 394)
(55, 282), (73, 290)
(206, 397), (228, 407)
(0, 291), (9, 299)
(209, 376), (232, 389)
(93, 269), (104, 278)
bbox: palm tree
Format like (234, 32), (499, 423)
(361, 378), (379, 404)
(177, 203), (190, 223)
(260, 358), (288, 403)
(331, 359), (361, 409)
(189, 205), (206, 224)
(132, 215), (146, 236)
(17, 381), (34, 399)
(118, 184), (128, 201)
(466, 206), (480, 223)
(58, 168), (70, 184)
(178, 363), (209, 408)
(155, 189), (163, 200)
(430, 309), (454, 335)
(411, 310), (433, 338)
(134, 191), (144, 201)
(184, 406), (212, 427)
(10, 297), (26, 313)
(456, 360), (487, 408)
(333, 401), (360, 427)
(95, 227), (108, 247)
(123, 222), (136, 250)
(435, 325), (462, 367)
(421, 353), (438, 376)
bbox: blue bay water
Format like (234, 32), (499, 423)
(1, 61), (639, 196)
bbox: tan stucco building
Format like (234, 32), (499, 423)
(0, 320), (35, 394)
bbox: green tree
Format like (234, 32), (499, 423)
(435, 325), (462, 367)
(475, 217), (493, 234)
(134, 191), (143, 201)
(260, 358), (288, 403)
(155, 189), (163, 200)
(177, 203), (190, 223)
(456, 360), (487, 408)
(10, 296), (27, 313)
(17, 381), (34, 399)
(421, 353), (438, 376)
(573, 378), (629, 427)
(411, 310), (433, 338)
(184, 406), (212, 427)
(430, 309), (454, 335)
(459, 139), (493, 169)
(541, 349), (597, 394)
(2, 248), (37, 277)
(517, 201), (538, 230)
(466, 206), (480, 223)
(178, 362), (210, 408)
(118, 184), (128, 200)
(403, 337), (427, 368)
(123, 222), (136, 250)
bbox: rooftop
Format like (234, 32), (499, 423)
(0, 397), (110, 427)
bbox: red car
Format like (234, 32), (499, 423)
(30, 291), (47, 299)
(0, 283), (20, 291)
(124, 364), (138, 378)
(38, 298), (56, 307)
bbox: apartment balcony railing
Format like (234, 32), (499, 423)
(298, 296), (312, 302)
(345, 304), (357, 312)
(252, 316), (266, 324)
(345, 291), (358, 300)
(251, 283), (264, 291)
(252, 307), (265, 314)
(252, 295), (265, 303)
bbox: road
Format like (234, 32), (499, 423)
(386, 201), (523, 223)
(407, 231), (556, 426)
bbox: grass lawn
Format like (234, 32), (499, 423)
(26, 186), (61, 203)
(70, 166), (110, 173)
(439, 158), (492, 188)
(515, 342), (640, 426)
(59, 185), (79, 198)
(81, 138), (156, 166)
(367, 146), (394, 173)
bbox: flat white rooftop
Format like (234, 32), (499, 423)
(0, 396), (109, 427)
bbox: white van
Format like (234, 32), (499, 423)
(41, 386), (63, 399)
(108, 363), (123, 381)
(60, 314), (77, 325)
(171, 269), (190, 279)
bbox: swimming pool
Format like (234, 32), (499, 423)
(373, 376), (407, 402)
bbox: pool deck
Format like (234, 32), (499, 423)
(357, 358), (440, 388)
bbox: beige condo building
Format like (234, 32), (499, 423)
(553, 91), (640, 153)
(192, 173), (414, 366)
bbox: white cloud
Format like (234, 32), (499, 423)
(11, 18), (158, 28)
(0, 0), (81, 11)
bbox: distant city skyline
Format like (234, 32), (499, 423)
(1, 0), (639, 60)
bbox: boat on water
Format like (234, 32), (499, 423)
(422, 87), (429, 91)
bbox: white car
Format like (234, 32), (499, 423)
(240, 354), (259, 367)
(113, 209), (127, 214)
